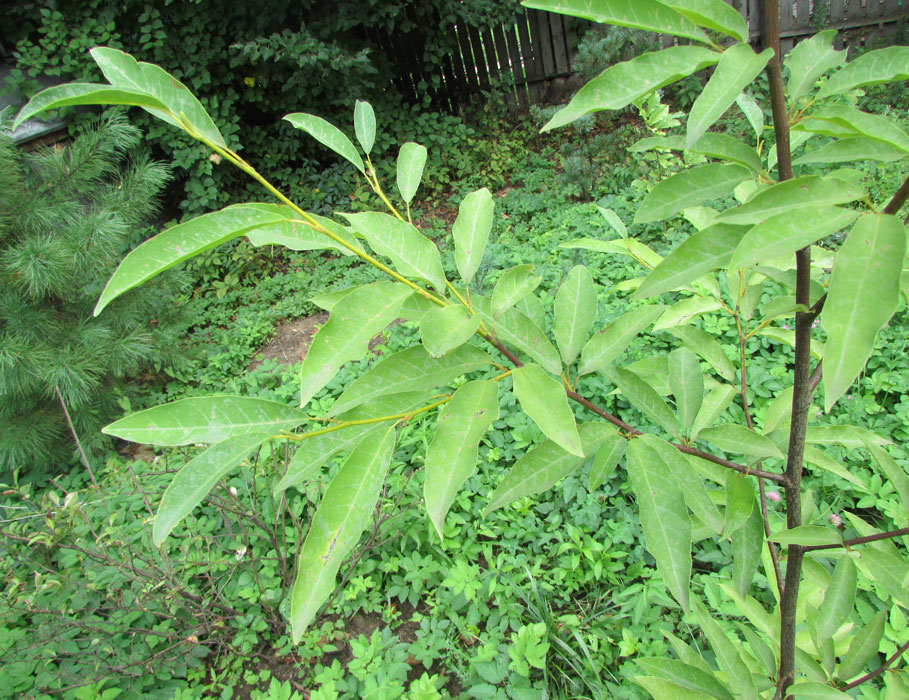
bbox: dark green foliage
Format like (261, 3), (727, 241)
(2, 0), (520, 216)
(0, 113), (184, 476)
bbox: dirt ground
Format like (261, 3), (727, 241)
(252, 313), (405, 370)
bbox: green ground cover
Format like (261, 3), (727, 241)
(2, 54), (908, 700)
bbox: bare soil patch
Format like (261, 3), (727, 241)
(252, 313), (405, 370)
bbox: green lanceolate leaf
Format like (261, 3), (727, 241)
(153, 432), (272, 545)
(512, 364), (584, 457)
(342, 212), (447, 293)
(579, 305), (665, 376)
(648, 434), (724, 535)
(452, 188), (494, 285)
(328, 344), (492, 417)
(553, 265), (598, 366)
(770, 526), (843, 547)
(692, 598), (758, 700)
(541, 46), (719, 130)
(635, 222), (749, 297)
(589, 433), (626, 490)
(856, 550), (909, 608)
(816, 557), (857, 644)
(353, 100), (376, 155)
(729, 207), (860, 271)
(12, 83), (176, 136)
(396, 142), (428, 205)
(291, 425), (395, 641)
(687, 44), (773, 149)
(785, 30), (844, 105)
(799, 106), (909, 153)
(837, 611), (885, 681)
(627, 436), (692, 613)
(599, 206), (628, 237)
(793, 137), (907, 165)
(523, 0), (711, 43)
(607, 366), (678, 436)
(485, 423), (616, 515)
(731, 505), (764, 597)
(299, 282), (412, 409)
(717, 175), (865, 225)
(653, 297), (724, 332)
(736, 92), (763, 142)
(803, 445), (868, 492)
(635, 164), (752, 224)
(823, 213), (906, 411)
(284, 112), (365, 173)
(245, 210), (361, 255)
(276, 392), (429, 494)
(634, 677), (712, 700)
(755, 327), (824, 359)
(865, 443), (909, 514)
(561, 236), (663, 269)
(87, 47), (225, 146)
(666, 326), (735, 381)
(818, 45), (909, 98)
(806, 424), (889, 448)
(635, 659), (734, 700)
(472, 295), (561, 374)
(492, 265), (542, 318)
(276, 425), (373, 494)
(787, 683), (852, 699)
(700, 424), (785, 460)
(659, 0), (748, 41)
(691, 384), (736, 441)
(420, 305), (482, 358)
(669, 348), (704, 436)
(95, 204), (297, 315)
(424, 380), (499, 538)
(689, 132), (763, 172)
(103, 396), (307, 446)
(724, 473), (755, 535)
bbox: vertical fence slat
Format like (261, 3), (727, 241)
(492, 24), (518, 108)
(549, 13), (570, 74)
(517, 10), (545, 103)
(532, 8), (557, 77)
(467, 24), (491, 88)
(504, 21), (528, 110)
(455, 22), (480, 94)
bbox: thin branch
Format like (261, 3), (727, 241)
(883, 174), (909, 216)
(55, 385), (98, 488)
(842, 639), (909, 691)
(808, 361), (823, 397)
(803, 526), (909, 552)
(566, 389), (789, 484)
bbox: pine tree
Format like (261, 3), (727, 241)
(0, 112), (185, 478)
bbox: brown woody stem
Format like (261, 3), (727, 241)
(803, 526), (909, 552)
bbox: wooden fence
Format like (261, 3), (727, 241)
(377, 1), (906, 113)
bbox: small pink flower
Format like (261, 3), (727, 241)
(229, 486), (238, 497)
(829, 513), (842, 527)
(766, 491), (781, 502)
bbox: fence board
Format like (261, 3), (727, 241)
(549, 13), (571, 74)
(379, 0), (907, 113)
(467, 24), (491, 88)
(455, 22), (480, 94)
(504, 21), (529, 109)
(532, 9), (557, 78)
